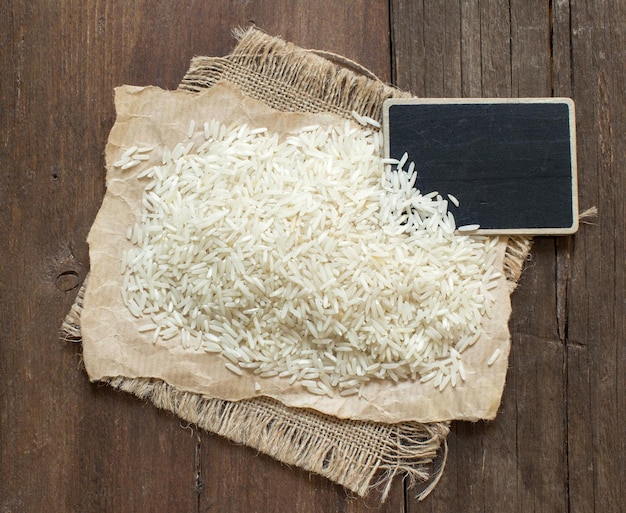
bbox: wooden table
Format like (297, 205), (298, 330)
(2, 1), (624, 511)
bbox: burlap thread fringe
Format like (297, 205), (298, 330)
(180, 28), (411, 122)
(63, 281), (449, 500)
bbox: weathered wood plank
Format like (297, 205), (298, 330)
(508, 3), (569, 510)
(391, 0), (462, 97)
(459, 0), (482, 98)
(510, 0), (552, 96)
(477, 0), (513, 97)
(564, 1), (626, 512)
(0, 1), (228, 510)
(549, 2), (593, 513)
(510, 253), (567, 512)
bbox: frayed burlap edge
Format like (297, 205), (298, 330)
(63, 27), (533, 501)
(63, 281), (449, 500)
(179, 28), (412, 122)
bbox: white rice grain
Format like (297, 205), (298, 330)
(458, 224), (481, 232)
(121, 159), (140, 170)
(225, 362), (243, 376)
(122, 146), (138, 159)
(114, 157), (130, 168)
(487, 348), (502, 366)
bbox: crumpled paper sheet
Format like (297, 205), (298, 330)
(82, 82), (514, 423)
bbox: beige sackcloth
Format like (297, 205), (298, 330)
(63, 28), (532, 500)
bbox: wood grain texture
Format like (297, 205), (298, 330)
(2, 0), (624, 511)
(564, 1), (626, 512)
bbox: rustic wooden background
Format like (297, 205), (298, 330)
(2, 1), (624, 511)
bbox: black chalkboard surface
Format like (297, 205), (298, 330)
(382, 98), (578, 235)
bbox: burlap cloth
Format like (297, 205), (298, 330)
(63, 28), (532, 500)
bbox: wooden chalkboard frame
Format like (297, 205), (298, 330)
(382, 98), (579, 235)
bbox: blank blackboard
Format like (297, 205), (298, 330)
(383, 98), (578, 235)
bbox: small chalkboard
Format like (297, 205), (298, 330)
(383, 98), (578, 235)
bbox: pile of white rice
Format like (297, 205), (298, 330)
(118, 116), (500, 397)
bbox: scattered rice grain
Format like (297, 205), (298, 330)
(458, 224), (481, 232)
(487, 348), (502, 366)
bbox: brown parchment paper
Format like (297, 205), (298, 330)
(81, 82), (514, 424)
